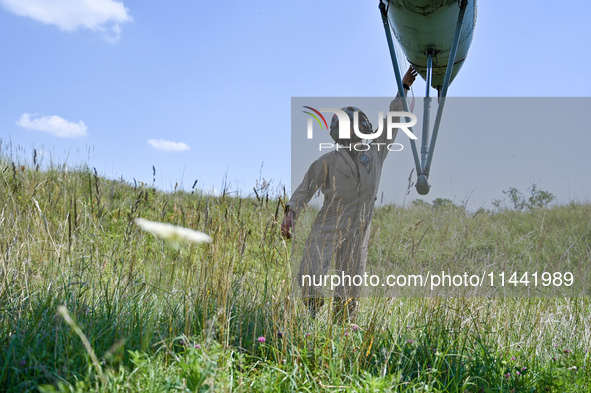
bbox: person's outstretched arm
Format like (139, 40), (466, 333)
(281, 157), (329, 238)
(389, 65), (417, 112)
(374, 66), (418, 162)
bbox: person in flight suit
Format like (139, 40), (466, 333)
(282, 66), (417, 320)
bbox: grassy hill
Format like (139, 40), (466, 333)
(1, 157), (590, 392)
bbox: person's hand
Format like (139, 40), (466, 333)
(402, 65), (418, 87)
(281, 210), (294, 239)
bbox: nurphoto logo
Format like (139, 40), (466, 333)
(302, 106), (418, 152)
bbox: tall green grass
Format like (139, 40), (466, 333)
(1, 149), (590, 392)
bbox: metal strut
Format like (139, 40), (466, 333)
(424, 0), (468, 178)
(379, 1), (421, 177)
(379, 0), (468, 195)
(421, 52), (433, 171)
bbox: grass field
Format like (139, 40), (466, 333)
(1, 152), (590, 392)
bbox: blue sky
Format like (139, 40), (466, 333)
(1, 0), (590, 207)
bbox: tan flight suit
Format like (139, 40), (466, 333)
(288, 96), (404, 308)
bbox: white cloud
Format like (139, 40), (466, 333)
(17, 113), (88, 138)
(0, 0), (132, 41)
(147, 139), (191, 152)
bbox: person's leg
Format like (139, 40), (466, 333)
(298, 235), (334, 317)
(333, 236), (360, 322)
(333, 225), (371, 322)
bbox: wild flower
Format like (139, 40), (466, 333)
(277, 332), (284, 338)
(135, 218), (212, 246)
(504, 373), (511, 379)
(407, 339), (414, 344)
(194, 344), (202, 349)
(511, 357), (516, 361)
(257, 336), (266, 344)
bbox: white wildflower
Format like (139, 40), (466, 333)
(135, 218), (212, 244)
